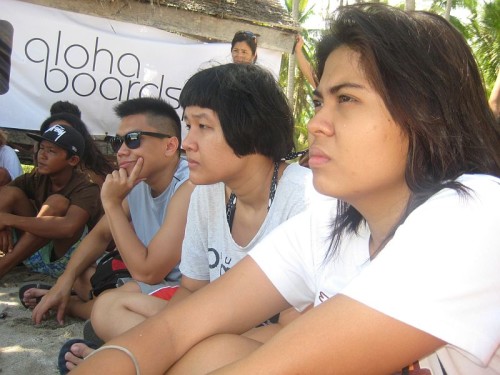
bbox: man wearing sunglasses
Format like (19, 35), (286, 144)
(29, 98), (193, 332)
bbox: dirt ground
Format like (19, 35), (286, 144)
(0, 265), (85, 375)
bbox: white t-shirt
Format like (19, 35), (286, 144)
(180, 163), (314, 281)
(251, 174), (500, 374)
(0, 145), (23, 180)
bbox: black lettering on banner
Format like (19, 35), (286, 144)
(0, 20), (14, 95)
(22, 30), (181, 103)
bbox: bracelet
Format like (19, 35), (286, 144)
(85, 344), (141, 375)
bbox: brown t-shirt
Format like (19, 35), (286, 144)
(9, 169), (103, 230)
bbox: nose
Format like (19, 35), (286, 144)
(37, 147), (47, 159)
(181, 131), (195, 152)
(308, 108), (334, 137)
(116, 141), (129, 156)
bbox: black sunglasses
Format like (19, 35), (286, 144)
(108, 131), (172, 153)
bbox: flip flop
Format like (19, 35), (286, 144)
(18, 282), (52, 309)
(58, 338), (100, 375)
(83, 319), (105, 347)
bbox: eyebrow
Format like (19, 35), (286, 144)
(184, 112), (212, 121)
(313, 82), (366, 98)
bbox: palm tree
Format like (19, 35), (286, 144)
(430, 0), (499, 94)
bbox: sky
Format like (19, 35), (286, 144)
(282, 0), (470, 30)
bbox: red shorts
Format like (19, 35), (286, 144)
(150, 285), (179, 301)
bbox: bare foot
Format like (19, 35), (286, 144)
(22, 288), (49, 309)
(64, 342), (96, 372)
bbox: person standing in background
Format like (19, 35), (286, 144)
(231, 31), (258, 64)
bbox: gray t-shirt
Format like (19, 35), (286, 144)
(128, 157), (189, 282)
(180, 163), (314, 281)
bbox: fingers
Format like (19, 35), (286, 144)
(32, 302), (46, 325)
(106, 157), (144, 186)
(56, 303), (66, 326)
(129, 157), (145, 185)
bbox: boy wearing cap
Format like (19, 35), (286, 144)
(0, 124), (102, 279)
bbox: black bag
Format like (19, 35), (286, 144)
(89, 250), (131, 298)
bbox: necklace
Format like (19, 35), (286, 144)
(226, 161), (280, 231)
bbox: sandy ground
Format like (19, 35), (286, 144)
(0, 265), (85, 375)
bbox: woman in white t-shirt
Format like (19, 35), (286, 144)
(72, 4), (500, 375)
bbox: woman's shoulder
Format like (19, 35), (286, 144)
(457, 173), (500, 192)
(432, 174), (500, 204)
(407, 173), (500, 228)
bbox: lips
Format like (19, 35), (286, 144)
(118, 160), (136, 169)
(308, 147), (330, 167)
(187, 159), (199, 168)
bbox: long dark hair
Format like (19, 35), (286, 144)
(40, 113), (114, 177)
(318, 4), (500, 258)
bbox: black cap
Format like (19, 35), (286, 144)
(27, 124), (85, 158)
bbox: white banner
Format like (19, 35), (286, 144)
(0, 0), (282, 136)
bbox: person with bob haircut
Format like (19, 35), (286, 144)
(72, 5), (500, 373)
(231, 30), (258, 64)
(62, 62), (313, 369)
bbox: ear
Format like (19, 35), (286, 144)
(164, 137), (180, 157)
(67, 155), (81, 167)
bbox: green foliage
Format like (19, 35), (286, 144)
(280, 0), (498, 150)
(21, 164), (34, 174)
(279, 0), (325, 153)
(430, 0), (499, 95)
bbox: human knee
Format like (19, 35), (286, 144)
(0, 185), (28, 204)
(91, 291), (124, 324)
(0, 167), (11, 186)
(40, 194), (70, 216)
(0, 186), (32, 215)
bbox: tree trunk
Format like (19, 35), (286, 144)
(287, 0), (300, 106)
(444, 0), (452, 20)
(405, 0), (415, 11)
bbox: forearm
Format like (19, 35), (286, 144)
(72, 258), (287, 374)
(0, 213), (84, 239)
(489, 73), (500, 118)
(57, 221), (112, 285)
(295, 50), (317, 88)
(104, 203), (153, 279)
(165, 285), (192, 307)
